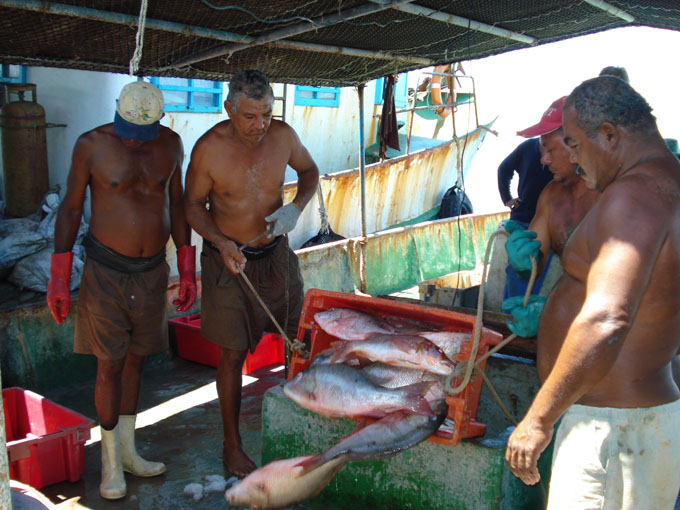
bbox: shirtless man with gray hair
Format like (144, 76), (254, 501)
(185, 70), (319, 476)
(505, 76), (680, 509)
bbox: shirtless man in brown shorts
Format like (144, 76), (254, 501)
(184, 70), (319, 476)
(502, 97), (600, 336)
(505, 77), (680, 508)
(47, 82), (196, 499)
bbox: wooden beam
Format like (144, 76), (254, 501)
(172, 0), (418, 68)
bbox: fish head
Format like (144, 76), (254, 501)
(314, 308), (343, 323)
(225, 478), (269, 508)
(283, 369), (319, 405)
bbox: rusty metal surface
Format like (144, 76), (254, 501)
(285, 123), (490, 249)
(295, 211), (507, 296)
(1, 84), (49, 217)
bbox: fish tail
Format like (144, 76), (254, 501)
(402, 380), (436, 396)
(402, 381), (436, 416)
(329, 341), (352, 364)
(294, 453), (326, 475)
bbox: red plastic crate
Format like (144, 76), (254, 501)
(288, 289), (502, 446)
(169, 314), (285, 374)
(2, 387), (95, 489)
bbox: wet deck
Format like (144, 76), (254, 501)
(17, 357), (289, 509)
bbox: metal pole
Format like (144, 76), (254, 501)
(174, 0), (418, 67)
(269, 40), (431, 66)
(390, 3), (536, 45)
(582, 0), (635, 22)
(0, 0), (250, 43)
(358, 84), (368, 294)
(358, 84), (367, 239)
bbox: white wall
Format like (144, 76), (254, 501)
(283, 81), (382, 182)
(0, 69), (383, 203)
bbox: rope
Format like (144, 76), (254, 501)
(129, 0), (149, 76)
(237, 265), (308, 357)
(444, 228), (538, 395)
(315, 183), (330, 233)
(442, 229), (548, 508)
(475, 365), (516, 426)
(444, 229), (505, 395)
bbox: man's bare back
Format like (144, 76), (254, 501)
(60, 124), (184, 258)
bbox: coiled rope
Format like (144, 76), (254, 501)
(443, 228), (537, 404)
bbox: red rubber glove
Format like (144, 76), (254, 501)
(47, 252), (73, 324)
(173, 245), (196, 312)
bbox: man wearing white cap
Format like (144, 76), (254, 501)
(47, 81), (197, 499)
(502, 96), (600, 338)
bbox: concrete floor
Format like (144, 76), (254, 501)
(12, 354), (680, 510)
(30, 357), (287, 509)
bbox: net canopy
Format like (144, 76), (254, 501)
(1, 1), (679, 86)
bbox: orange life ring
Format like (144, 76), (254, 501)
(430, 64), (454, 118)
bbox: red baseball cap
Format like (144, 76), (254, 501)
(517, 96), (567, 138)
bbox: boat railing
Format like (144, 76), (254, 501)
(373, 70), (479, 156)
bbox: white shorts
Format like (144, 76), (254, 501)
(547, 400), (680, 510)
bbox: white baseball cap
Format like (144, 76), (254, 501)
(114, 81), (164, 140)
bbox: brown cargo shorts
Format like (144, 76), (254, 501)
(74, 257), (170, 360)
(200, 237), (304, 353)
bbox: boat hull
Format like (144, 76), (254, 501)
(285, 123), (492, 249)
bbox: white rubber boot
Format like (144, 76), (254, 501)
(100, 425), (126, 499)
(119, 414), (166, 477)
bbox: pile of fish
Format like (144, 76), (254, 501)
(225, 307), (471, 509)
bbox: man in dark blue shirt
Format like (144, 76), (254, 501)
(497, 138), (553, 226)
(498, 98), (560, 300)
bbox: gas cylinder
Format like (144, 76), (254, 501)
(1, 83), (49, 218)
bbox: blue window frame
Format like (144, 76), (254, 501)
(0, 65), (27, 84)
(374, 73), (409, 108)
(149, 77), (222, 113)
(294, 86), (341, 107)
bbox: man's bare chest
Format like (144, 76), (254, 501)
(211, 152), (289, 192)
(90, 152), (173, 193)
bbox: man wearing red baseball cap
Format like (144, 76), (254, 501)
(502, 96), (600, 338)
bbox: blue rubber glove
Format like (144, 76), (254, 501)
(505, 228), (541, 280)
(265, 203), (301, 237)
(502, 295), (546, 338)
(503, 219), (525, 234)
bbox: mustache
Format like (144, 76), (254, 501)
(575, 165), (585, 176)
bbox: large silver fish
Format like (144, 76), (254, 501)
(297, 399), (449, 474)
(313, 307), (430, 340)
(283, 363), (435, 419)
(313, 308), (402, 340)
(313, 308), (471, 358)
(224, 454), (345, 509)
(330, 334), (457, 376)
